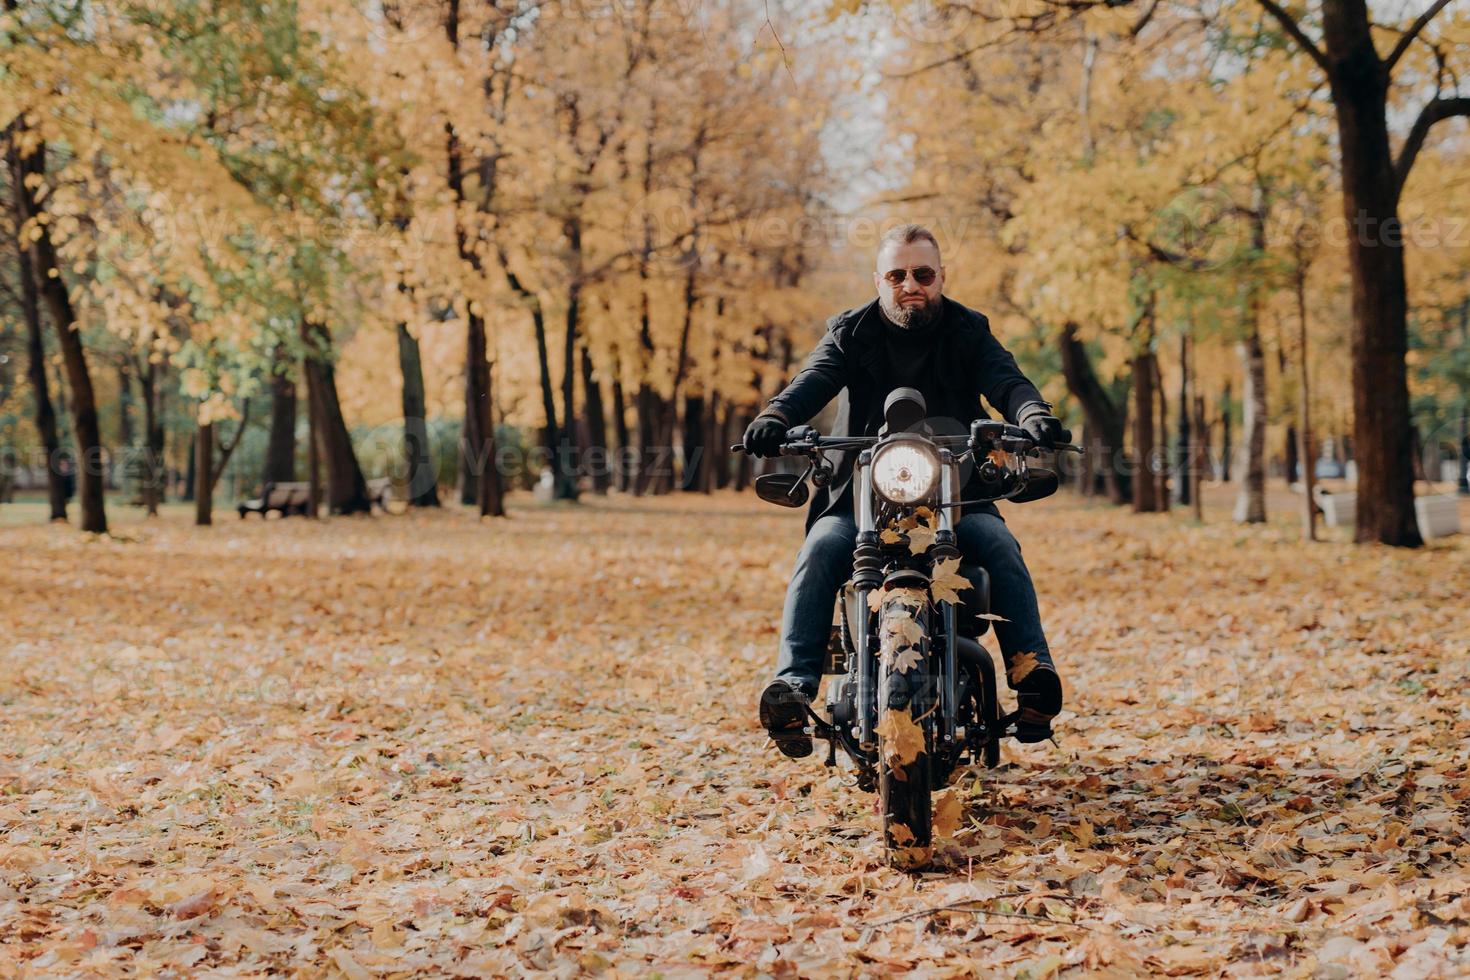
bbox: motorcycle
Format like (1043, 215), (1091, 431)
(734, 387), (1083, 870)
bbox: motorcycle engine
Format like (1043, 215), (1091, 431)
(825, 672), (859, 729)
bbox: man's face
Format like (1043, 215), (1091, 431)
(873, 239), (945, 329)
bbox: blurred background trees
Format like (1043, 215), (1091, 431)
(0, 0), (1466, 546)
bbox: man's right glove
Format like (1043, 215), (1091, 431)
(743, 414), (789, 458)
(1017, 403), (1070, 450)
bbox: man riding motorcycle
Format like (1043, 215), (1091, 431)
(746, 224), (1066, 758)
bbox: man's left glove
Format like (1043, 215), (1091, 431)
(743, 414), (790, 458)
(1017, 404), (1070, 450)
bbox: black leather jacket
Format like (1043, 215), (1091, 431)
(759, 297), (1048, 531)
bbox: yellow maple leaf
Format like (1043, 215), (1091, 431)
(933, 790), (963, 838)
(889, 645), (923, 673)
(875, 708), (926, 769)
(1008, 651), (1041, 685)
(906, 524), (936, 555)
(931, 557), (971, 605)
(881, 610), (925, 646)
(888, 821), (916, 846)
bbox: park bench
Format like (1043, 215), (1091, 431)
(237, 481), (311, 518)
(238, 478), (394, 518)
(1312, 487), (1461, 539)
(1313, 487), (1356, 528)
(1414, 494), (1461, 540)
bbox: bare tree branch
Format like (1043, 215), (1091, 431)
(1394, 96), (1470, 195)
(1384, 0), (1454, 75)
(1254, 0), (1329, 72)
(1129, 0), (1163, 37)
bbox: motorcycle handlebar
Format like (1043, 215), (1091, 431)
(731, 437), (1086, 457)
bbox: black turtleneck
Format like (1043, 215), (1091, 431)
(876, 305), (950, 423)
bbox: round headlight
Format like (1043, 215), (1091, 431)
(871, 440), (940, 504)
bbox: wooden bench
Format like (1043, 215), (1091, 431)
(237, 481), (311, 518)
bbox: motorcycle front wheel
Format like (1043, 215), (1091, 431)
(875, 586), (935, 871)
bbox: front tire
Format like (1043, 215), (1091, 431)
(876, 586), (934, 870)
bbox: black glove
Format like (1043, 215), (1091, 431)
(1018, 406), (1069, 450)
(743, 414), (789, 458)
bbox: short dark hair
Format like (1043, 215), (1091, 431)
(878, 223), (940, 255)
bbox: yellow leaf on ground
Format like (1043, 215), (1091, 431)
(933, 791), (963, 838)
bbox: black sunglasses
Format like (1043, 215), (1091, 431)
(882, 266), (937, 287)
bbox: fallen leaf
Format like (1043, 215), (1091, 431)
(1008, 651), (1041, 685)
(875, 709), (926, 769)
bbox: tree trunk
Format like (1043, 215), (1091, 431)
(681, 394), (706, 492)
(1233, 331), (1267, 524)
(1296, 262), (1317, 541)
(12, 134), (106, 532)
(1318, 0), (1421, 545)
(138, 359), (165, 516)
(301, 319), (371, 515)
(1220, 381), (1233, 482)
(463, 311), (504, 516)
(184, 437), (196, 502)
(1175, 333), (1191, 506)
(117, 361), (135, 448)
(705, 393), (724, 492)
(1059, 322), (1130, 504)
(13, 181), (66, 521)
(195, 420), (213, 526)
(263, 347), (297, 487)
(734, 409), (755, 491)
(1132, 351), (1160, 513)
(306, 384), (321, 519)
(609, 350), (631, 493)
(1199, 393), (1214, 482)
(1460, 303), (1469, 496)
(1192, 394), (1206, 523)
(396, 323), (440, 506)
(1155, 353), (1169, 510)
(527, 287), (563, 494)
(1284, 424), (1300, 484)
(556, 262), (583, 503)
(581, 344), (610, 494)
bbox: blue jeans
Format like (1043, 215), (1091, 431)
(774, 512), (1054, 697)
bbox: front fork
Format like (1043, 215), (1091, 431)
(852, 451), (963, 752)
(933, 450), (961, 751)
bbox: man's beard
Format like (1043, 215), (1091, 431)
(880, 294), (942, 330)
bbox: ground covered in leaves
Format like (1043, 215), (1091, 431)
(2, 492), (1468, 976)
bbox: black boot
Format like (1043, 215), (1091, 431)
(759, 679), (813, 758)
(1014, 666), (1062, 744)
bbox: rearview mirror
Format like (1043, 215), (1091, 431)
(755, 473), (809, 508)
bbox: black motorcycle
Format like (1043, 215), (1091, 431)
(735, 388), (1082, 870)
